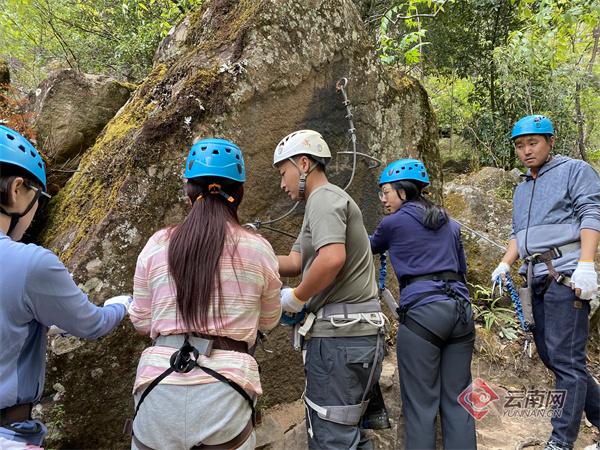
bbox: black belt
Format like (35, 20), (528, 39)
(400, 271), (464, 289)
(0, 403), (32, 427)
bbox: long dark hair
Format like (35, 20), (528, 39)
(168, 176), (244, 331)
(392, 180), (448, 230)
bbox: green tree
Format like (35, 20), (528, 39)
(0, 0), (203, 89)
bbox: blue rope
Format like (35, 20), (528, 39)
(498, 274), (530, 332)
(379, 253), (387, 291)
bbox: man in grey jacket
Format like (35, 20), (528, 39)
(492, 115), (600, 450)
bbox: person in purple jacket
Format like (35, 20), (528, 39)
(370, 158), (476, 449)
(0, 125), (130, 449)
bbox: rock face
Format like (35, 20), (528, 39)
(40, 0), (441, 447)
(443, 167), (517, 286)
(29, 70), (133, 191)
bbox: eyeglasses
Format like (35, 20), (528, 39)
(26, 183), (52, 211)
(378, 190), (392, 201)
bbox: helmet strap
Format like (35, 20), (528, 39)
(290, 158), (318, 200)
(0, 191), (40, 237)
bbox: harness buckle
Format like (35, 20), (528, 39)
(169, 341), (199, 373)
(526, 252), (543, 264)
(397, 307), (407, 324)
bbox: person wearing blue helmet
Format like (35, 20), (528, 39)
(127, 138), (281, 450)
(371, 158), (476, 449)
(492, 115), (600, 450)
(0, 125), (130, 449)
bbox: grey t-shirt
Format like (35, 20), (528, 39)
(291, 184), (378, 336)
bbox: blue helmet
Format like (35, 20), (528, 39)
(0, 125), (47, 190)
(379, 158), (430, 186)
(184, 138), (245, 182)
(511, 115), (554, 140)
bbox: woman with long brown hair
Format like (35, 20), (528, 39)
(129, 138), (281, 450)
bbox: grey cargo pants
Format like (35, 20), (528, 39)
(304, 335), (383, 450)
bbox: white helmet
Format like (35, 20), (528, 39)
(273, 130), (331, 166)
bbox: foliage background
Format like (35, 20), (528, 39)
(375, 0), (600, 168)
(0, 0), (203, 88)
(1, 0), (599, 168)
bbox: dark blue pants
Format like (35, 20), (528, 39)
(531, 275), (600, 446)
(397, 298), (477, 450)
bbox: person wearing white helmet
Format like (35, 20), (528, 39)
(273, 130), (385, 450)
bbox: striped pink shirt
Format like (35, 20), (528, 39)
(130, 226), (282, 396)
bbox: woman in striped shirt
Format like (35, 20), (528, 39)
(129, 138), (282, 450)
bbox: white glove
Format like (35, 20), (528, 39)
(280, 288), (306, 313)
(103, 295), (133, 313)
(47, 325), (70, 337)
(570, 262), (598, 300)
(491, 262), (511, 283)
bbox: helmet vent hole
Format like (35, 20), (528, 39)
(237, 164), (242, 174)
(408, 167), (413, 170)
(38, 162), (43, 169)
(30, 151), (36, 157)
(18, 145), (26, 152)
(235, 154), (240, 160)
(192, 151), (196, 156)
(189, 161), (194, 170)
(7, 134), (14, 140)
(212, 149), (219, 155)
(225, 148), (232, 153)
(201, 146), (207, 151)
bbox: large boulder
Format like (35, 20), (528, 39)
(443, 167), (517, 287)
(29, 70), (133, 191)
(40, 0), (441, 447)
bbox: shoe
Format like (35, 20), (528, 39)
(361, 409), (391, 430)
(544, 440), (573, 450)
(583, 442), (599, 450)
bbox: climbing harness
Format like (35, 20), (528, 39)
(396, 275), (475, 349)
(303, 333), (383, 436)
(523, 243), (578, 287)
(291, 298), (386, 436)
(243, 77), (382, 237)
(124, 334), (257, 450)
(302, 309), (385, 437)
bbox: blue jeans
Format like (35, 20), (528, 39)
(531, 275), (600, 446)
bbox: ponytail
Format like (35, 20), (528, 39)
(392, 180), (448, 230)
(168, 177), (244, 331)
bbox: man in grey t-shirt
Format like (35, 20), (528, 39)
(273, 130), (383, 450)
